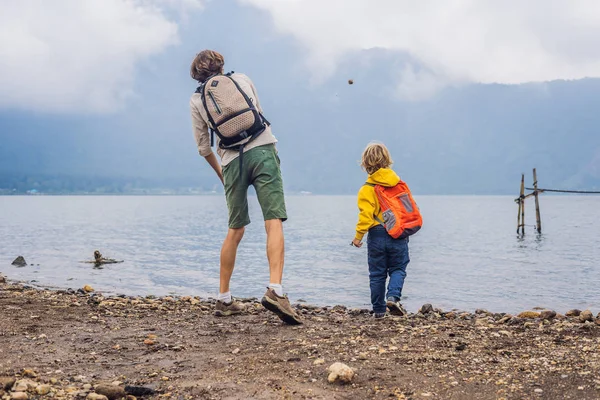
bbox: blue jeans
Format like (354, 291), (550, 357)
(367, 225), (410, 313)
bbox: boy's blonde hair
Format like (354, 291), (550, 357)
(361, 142), (393, 174)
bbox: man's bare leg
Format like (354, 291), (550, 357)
(265, 219), (284, 285)
(260, 218), (301, 324)
(219, 227), (245, 293)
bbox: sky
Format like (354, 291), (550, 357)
(2, 0), (600, 113)
(1, 0), (600, 193)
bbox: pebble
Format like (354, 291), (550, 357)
(83, 285), (94, 293)
(579, 310), (593, 323)
(358, 353), (368, 360)
(327, 362), (355, 384)
(10, 392), (29, 400)
(232, 348), (240, 355)
(534, 388), (543, 394)
(313, 358), (325, 365)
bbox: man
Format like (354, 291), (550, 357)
(189, 50), (301, 325)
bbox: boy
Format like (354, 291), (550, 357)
(352, 143), (410, 318)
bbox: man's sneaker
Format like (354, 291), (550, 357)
(386, 298), (406, 316)
(373, 312), (386, 319)
(261, 288), (302, 325)
(214, 300), (245, 317)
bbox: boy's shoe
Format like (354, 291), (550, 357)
(386, 298), (406, 316)
(215, 300), (245, 317)
(261, 288), (303, 325)
(373, 312), (387, 319)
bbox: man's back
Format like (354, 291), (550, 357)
(190, 73), (277, 166)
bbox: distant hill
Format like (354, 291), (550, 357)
(1, 74), (599, 194)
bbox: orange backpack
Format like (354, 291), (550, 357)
(366, 180), (422, 239)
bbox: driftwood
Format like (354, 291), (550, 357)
(80, 250), (123, 265)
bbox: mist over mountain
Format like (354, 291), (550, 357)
(1, 1), (599, 195)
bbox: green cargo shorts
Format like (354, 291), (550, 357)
(222, 144), (288, 229)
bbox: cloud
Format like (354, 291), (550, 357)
(0, 0), (203, 113)
(241, 0), (600, 99)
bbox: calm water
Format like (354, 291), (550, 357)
(1, 195), (599, 313)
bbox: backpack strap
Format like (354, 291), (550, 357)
(363, 183), (385, 226)
(197, 77), (221, 147)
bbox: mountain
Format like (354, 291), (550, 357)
(1, 76), (599, 194)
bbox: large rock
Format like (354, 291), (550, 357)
(35, 385), (51, 395)
(565, 309), (581, 317)
(11, 256), (27, 267)
(87, 394), (109, 400)
(579, 310), (593, 323)
(0, 275), (5, 284)
(12, 380), (36, 393)
(327, 362), (355, 384)
(124, 385), (155, 396)
(540, 310), (557, 320)
(419, 304), (433, 314)
(94, 385), (126, 400)
(517, 311), (540, 319)
(0, 377), (15, 390)
(10, 392), (29, 400)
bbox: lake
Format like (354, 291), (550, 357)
(1, 195), (599, 314)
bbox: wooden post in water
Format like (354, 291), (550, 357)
(533, 168), (542, 234)
(519, 174), (525, 235)
(517, 187), (522, 234)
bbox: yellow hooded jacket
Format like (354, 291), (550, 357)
(355, 168), (401, 241)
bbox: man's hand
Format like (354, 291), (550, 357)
(351, 238), (363, 248)
(204, 152), (224, 185)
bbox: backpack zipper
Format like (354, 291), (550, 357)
(207, 91), (222, 115)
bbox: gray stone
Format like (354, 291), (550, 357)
(419, 304), (433, 314)
(11, 256), (27, 267)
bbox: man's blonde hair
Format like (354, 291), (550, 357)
(361, 142), (393, 174)
(190, 50), (225, 83)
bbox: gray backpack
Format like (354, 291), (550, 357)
(196, 72), (269, 151)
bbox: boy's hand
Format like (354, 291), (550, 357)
(351, 238), (363, 248)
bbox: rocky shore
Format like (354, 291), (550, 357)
(1, 273), (599, 399)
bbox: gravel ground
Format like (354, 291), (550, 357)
(1, 274), (600, 400)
